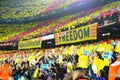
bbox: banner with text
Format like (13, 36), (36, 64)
(18, 38), (41, 49)
(55, 23), (98, 45)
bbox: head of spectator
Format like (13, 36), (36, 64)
(5, 60), (8, 64)
(99, 70), (107, 79)
(63, 72), (73, 80)
(72, 68), (85, 80)
(115, 77), (120, 80)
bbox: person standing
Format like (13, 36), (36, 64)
(108, 54), (120, 80)
(1, 60), (11, 80)
(0, 61), (2, 79)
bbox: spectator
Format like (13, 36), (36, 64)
(1, 60), (11, 80)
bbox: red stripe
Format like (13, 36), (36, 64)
(91, 27), (97, 29)
(91, 28), (97, 31)
(91, 34), (97, 36)
(91, 32), (97, 34)
(55, 35), (59, 38)
(91, 29), (97, 31)
(90, 25), (97, 28)
(91, 26), (97, 29)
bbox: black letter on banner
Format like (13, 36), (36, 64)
(78, 29), (83, 39)
(84, 27), (90, 38)
(62, 33), (66, 42)
(59, 34), (62, 42)
(37, 40), (40, 47)
(73, 30), (77, 40)
(37, 40), (40, 46)
(66, 32), (69, 41)
(70, 31), (73, 41)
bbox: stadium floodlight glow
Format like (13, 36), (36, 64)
(42, 34), (54, 41)
(102, 33), (110, 36)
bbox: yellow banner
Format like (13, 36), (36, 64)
(18, 38), (41, 49)
(55, 23), (98, 45)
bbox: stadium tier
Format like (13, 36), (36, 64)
(57, 1), (120, 31)
(0, 0), (84, 20)
(21, 13), (80, 40)
(0, 0), (56, 19)
(26, 1), (120, 39)
(0, 22), (40, 42)
(0, 1), (119, 42)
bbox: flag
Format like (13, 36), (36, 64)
(77, 56), (88, 68)
(33, 67), (39, 78)
(115, 41), (120, 53)
(92, 57), (106, 73)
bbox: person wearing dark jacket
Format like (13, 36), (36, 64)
(11, 65), (21, 80)
(55, 62), (64, 80)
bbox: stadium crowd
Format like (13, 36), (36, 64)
(56, 1), (120, 32)
(18, 1), (120, 41)
(0, 1), (119, 43)
(0, 0), (120, 80)
(0, 0), (84, 20)
(0, 22), (40, 42)
(0, 39), (120, 80)
(0, 0), (56, 19)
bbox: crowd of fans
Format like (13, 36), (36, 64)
(0, 0), (120, 80)
(0, 0), (84, 20)
(0, 11), (80, 42)
(40, 0), (66, 14)
(21, 13), (79, 40)
(56, 1), (120, 32)
(0, 0), (55, 19)
(0, 1), (119, 43)
(0, 39), (120, 80)
(7, 18), (59, 42)
(22, 1), (120, 41)
(0, 22), (40, 42)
